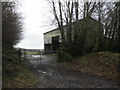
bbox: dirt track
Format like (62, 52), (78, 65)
(26, 55), (120, 88)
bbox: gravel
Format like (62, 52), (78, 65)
(26, 55), (120, 88)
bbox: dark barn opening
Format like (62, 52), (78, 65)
(52, 36), (59, 52)
(44, 44), (52, 53)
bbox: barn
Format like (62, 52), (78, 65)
(43, 17), (103, 53)
(43, 28), (62, 53)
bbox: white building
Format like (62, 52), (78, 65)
(44, 28), (62, 53)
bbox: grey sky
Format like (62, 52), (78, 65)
(15, 0), (56, 49)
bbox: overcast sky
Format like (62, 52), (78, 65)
(15, 0), (56, 49)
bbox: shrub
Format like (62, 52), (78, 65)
(58, 50), (73, 62)
(2, 49), (21, 78)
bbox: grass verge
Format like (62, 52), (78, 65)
(3, 64), (38, 88)
(60, 52), (120, 81)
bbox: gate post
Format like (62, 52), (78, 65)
(24, 49), (26, 60)
(18, 48), (21, 62)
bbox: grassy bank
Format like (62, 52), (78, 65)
(3, 64), (38, 88)
(60, 52), (120, 81)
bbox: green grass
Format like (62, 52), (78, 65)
(61, 51), (120, 81)
(3, 64), (38, 88)
(26, 51), (38, 55)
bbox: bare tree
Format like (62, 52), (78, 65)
(98, 2), (120, 52)
(49, 1), (104, 55)
(83, 2), (97, 18)
(51, 1), (75, 51)
(49, 0), (120, 56)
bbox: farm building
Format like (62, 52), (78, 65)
(43, 28), (62, 53)
(43, 17), (103, 53)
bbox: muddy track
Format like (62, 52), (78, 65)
(26, 55), (120, 88)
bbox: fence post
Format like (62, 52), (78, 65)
(40, 50), (42, 60)
(18, 48), (21, 63)
(24, 49), (26, 60)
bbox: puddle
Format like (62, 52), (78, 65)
(30, 60), (41, 63)
(32, 55), (40, 57)
(38, 70), (47, 74)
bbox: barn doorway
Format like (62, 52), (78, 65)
(52, 36), (59, 52)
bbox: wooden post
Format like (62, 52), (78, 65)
(24, 49), (26, 60)
(51, 44), (52, 53)
(18, 48), (21, 62)
(39, 50), (42, 60)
